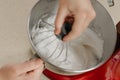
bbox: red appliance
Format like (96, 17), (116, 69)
(43, 22), (120, 80)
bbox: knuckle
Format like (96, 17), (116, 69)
(75, 9), (96, 20)
(89, 10), (96, 19)
(80, 12), (88, 18)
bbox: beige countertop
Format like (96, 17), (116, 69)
(0, 0), (120, 80)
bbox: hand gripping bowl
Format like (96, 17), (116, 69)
(28, 0), (117, 75)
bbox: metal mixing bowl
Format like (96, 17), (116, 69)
(28, 0), (117, 75)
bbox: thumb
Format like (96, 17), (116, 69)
(15, 59), (43, 75)
(55, 7), (68, 35)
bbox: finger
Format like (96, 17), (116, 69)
(55, 6), (68, 35)
(26, 65), (44, 80)
(14, 59), (43, 75)
(28, 65), (44, 76)
(33, 64), (44, 76)
(63, 13), (88, 41)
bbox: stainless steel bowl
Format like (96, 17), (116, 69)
(28, 0), (117, 75)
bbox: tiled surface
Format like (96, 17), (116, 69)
(0, 0), (120, 80)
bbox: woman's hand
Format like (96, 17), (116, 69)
(0, 59), (44, 80)
(55, 0), (96, 41)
